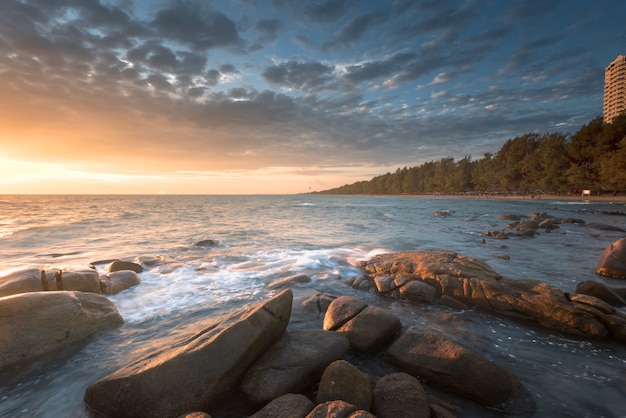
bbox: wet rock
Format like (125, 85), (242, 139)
(358, 251), (611, 340)
(176, 413), (211, 418)
(561, 218), (585, 225)
(576, 280), (625, 306)
(194, 239), (219, 247)
(107, 260), (143, 273)
(569, 293), (615, 314)
(371, 372), (429, 418)
(0, 268), (101, 297)
(100, 270), (140, 295)
(84, 289), (293, 418)
(433, 210), (454, 217)
(499, 214), (521, 221)
(268, 274), (311, 290)
(249, 393), (314, 418)
(0, 291), (123, 368)
(596, 238), (626, 279)
(587, 223), (626, 233)
(316, 360), (372, 411)
(384, 326), (519, 406)
(240, 329), (349, 406)
(301, 293), (338, 315)
(323, 297), (401, 354)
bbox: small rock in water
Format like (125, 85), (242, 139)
(194, 239), (219, 247)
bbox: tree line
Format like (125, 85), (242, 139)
(316, 115), (626, 196)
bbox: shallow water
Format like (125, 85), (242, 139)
(0, 194), (625, 417)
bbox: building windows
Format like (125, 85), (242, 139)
(604, 55), (626, 123)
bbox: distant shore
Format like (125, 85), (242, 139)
(422, 193), (626, 203)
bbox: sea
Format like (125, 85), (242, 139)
(0, 194), (625, 417)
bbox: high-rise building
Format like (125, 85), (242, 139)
(604, 55), (626, 124)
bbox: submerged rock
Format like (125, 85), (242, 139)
(0, 291), (123, 368)
(596, 238), (626, 280)
(84, 289), (293, 418)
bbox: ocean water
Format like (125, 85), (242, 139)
(0, 194), (625, 417)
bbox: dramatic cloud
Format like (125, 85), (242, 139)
(0, 0), (624, 194)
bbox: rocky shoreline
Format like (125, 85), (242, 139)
(1, 220), (625, 416)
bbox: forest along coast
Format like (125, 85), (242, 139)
(315, 115), (626, 197)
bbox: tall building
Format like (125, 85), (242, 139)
(604, 55), (626, 123)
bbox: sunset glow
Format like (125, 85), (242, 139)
(1, 1), (624, 194)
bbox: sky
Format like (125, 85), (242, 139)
(1, 0), (625, 194)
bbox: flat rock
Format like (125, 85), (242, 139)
(84, 289), (292, 418)
(596, 238), (626, 279)
(384, 325), (520, 405)
(240, 329), (350, 406)
(0, 291), (123, 368)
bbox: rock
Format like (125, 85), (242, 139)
(596, 238), (626, 279)
(499, 214), (521, 221)
(576, 280), (625, 306)
(176, 413), (211, 418)
(384, 326), (519, 405)
(335, 306), (402, 354)
(323, 296), (367, 331)
(306, 400), (358, 418)
(100, 270), (141, 295)
(194, 239), (219, 247)
(0, 291), (123, 368)
(316, 360), (372, 411)
(433, 210), (454, 217)
(84, 289), (293, 418)
(301, 293), (337, 315)
(268, 274), (311, 290)
(107, 260), (143, 273)
(587, 223), (626, 233)
(569, 293), (615, 314)
(371, 372), (430, 418)
(561, 218), (585, 225)
(240, 329), (349, 406)
(358, 251), (611, 340)
(0, 268), (101, 297)
(397, 280), (437, 303)
(249, 393), (314, 418)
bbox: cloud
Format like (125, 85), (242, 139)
(150, 1), (242, 50)
(255, 18), (282, 43)
(307, 0), (355, 22)
(262, 60), (335, 92)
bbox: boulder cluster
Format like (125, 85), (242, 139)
(84, 289), (531, 417)
(352, 248), (626, 342)
(1, 233), (626, 417)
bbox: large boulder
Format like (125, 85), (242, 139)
(107, 260), (144, 273)
(84, 289), (293, 418)
(357, 251), (612, 340)
(384, 326), (520, 406)
(240, 329), (350, 406)
(316, 360), (372, 411)
(596, 238), (626, 279)
(0, 291), (123, 368)
(0, 268), (101, 297)
(371, 372), (430, 418)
